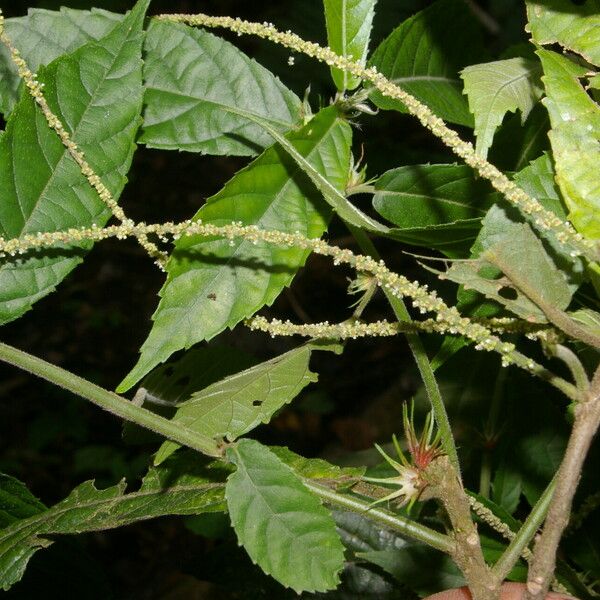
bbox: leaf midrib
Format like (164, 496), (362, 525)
(160, 115), (338, 332)
(15, 20), (138, 237)
(0, 481), (224, 550)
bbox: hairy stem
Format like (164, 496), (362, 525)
(0, 341), (221, 457)
(425, 456), (499, 600)
(492, 477), (556, 582)
(525, 365), (600, 599)
(304, 480), (455, 554)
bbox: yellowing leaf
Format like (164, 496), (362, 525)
(538, 49), (600, 241)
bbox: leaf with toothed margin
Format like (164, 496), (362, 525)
(461, 57), (543, 159)
(118, 106), (351, 392)
(0, 0), (148, 326)
(154, 346), (318, 465)
(0, 7), (122, 116)
(0, 455), (227, 591)
(140, 19), (302, 156)
(537, 49), (600, 242)
(526, 0), (600, 67)
(225, 439), (345, 594)
(323, 0), (377, 92)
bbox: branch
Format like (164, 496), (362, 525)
(525, 365), (600, 599)
(0, 341), (221, 457)
(424, 457), (500, 600)
(304, 480), (455, 554)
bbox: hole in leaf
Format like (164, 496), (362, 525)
(498, 286), (518, 300)
(175, 375), (191, 388)
(252, 400), (263, 407)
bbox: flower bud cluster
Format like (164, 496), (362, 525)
(156, 12), (597, 262)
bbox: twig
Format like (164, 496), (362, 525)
(525, 365), (600, 599)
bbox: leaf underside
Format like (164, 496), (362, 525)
(154, 346), (317, 464)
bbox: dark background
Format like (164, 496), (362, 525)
(0, 1), (564, 598)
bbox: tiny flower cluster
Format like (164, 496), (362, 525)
(156, 12), (597, 262)
(0, 11), (166, 268)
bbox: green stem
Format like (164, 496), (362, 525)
(480, 367), (508, 498)
(0, 341), (221, 457)
(304, 480), (455, 554)
(492, 476), (557, 582)
(348, 225), (460, 473)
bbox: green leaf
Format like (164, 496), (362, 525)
(0, 475), (46, 529)
(141, 20), (302, 156)
(537, 49), (600, 241)
(0, 455), (227, 591)
(526, 0), (600, 67)
(0, 8), (122, 116)
(492, 459), (522, 515)
(0, 0), (148, 326)
(243, 110), (388, 233)
(138, 346), (255, 407)
(118, 107), (351, 391)
(122, 345), (255, 445)
(373, 164), (496, 255)
(461, 58), (543, 159)
(434, 221), (573, 322)
(368, 0), (487, 126)
(270, 446), (365, 481)
(226, 439), (344, 593)
(374, 164), (496, 226)
(323, 0), (377, 91)
(154, 346), (318, 464)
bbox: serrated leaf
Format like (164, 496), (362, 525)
(461, 58), (543, 159)
(0, 474), (46, 529)
(118, 107), (351, 391)
(139, 346), (256, 407)
(537, 49), (600, 241)
(368, 0), (487, 126)
(323, 0), (377, 91)
(373, 164), (496, 255)
(0, 7), (122, 116)
(123, 345), (255, 445)
(0, 0), (148, 326)
(434, 221), (573, 322)
(270, 447), (365, 481)
(526, 0), (600, 67)
(141, 20), (302, 156)
(226, 439), (344, 594)
(0, 455), (227, 591)
(431, 154), (581, 368)
(243, 109), (388, 233)
(155, 347), (317, 464)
